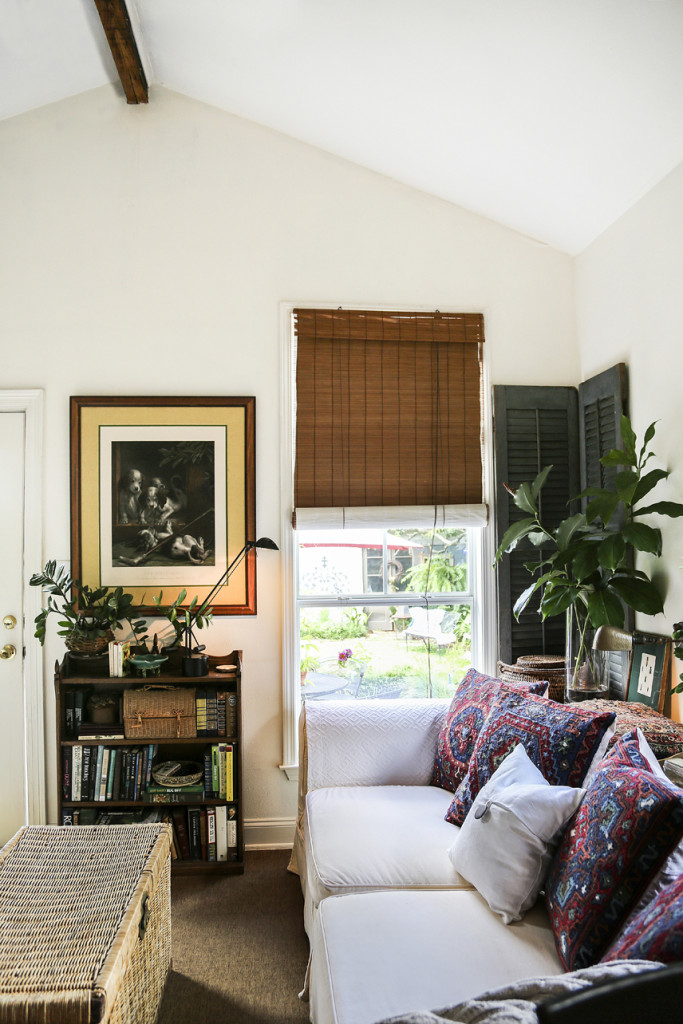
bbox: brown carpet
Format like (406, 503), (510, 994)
(158, 850), (310, 1024)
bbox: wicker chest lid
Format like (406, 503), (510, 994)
(0, 824), (171, 1024)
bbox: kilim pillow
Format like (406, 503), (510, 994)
(545, 747), (683, 971)
(431, 668), (548, 793)
(444, 686), (615, 826)
(603, 727), (659, 773)
(579, 699), (683, 760)
(602, 874), (683, 964)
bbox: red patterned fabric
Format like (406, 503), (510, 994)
(579, 699), (683, 760)
(445, 686), (615, 826)
(431, 668), (548, 793)
(545, 745), (683, 971)
(604, 729), (654, 772)
(603, 874), (683, 964)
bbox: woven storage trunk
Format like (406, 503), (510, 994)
(0, 824), (171, 1024)
(124, 687), (196, 739)
(497, 655), (566, 703)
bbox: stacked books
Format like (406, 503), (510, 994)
(108, 640), (131, 677)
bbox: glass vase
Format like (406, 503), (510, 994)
(565, 605), (610, 702)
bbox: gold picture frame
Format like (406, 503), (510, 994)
(70, 396), (256, 615)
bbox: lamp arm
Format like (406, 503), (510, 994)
(187, 540), (256, 632)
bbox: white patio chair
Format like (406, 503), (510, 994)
(404, 607), (457, 650)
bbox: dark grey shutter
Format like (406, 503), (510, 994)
(579, 362), (631, 696)
(493, 386), (580, 665)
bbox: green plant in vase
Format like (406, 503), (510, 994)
(494, 417), (683, 697)
(30, 560), (148, 654)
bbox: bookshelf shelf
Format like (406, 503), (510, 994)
(54, 650), (244, 874)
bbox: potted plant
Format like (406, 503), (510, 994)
(494, 417), (683, 699)
(30, 560), (148, 655)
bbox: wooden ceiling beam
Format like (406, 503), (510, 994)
(93, 0), (148, 104)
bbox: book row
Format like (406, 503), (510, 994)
(60, 805), (238, 862)
(62, 743), (234, 804)
(63, 688), (238, 740)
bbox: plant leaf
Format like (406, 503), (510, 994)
(572, 543), (600, 581)
(620, 415), (637, 460)
(513, 482), (537, 516)
(600, 449), (636, 468)
(556, 513), (586, 551)
(615, 470), (639, 506)
(633, 501), (683, 519)
(608, 576), (664, 616)
(585, 492), (620, 525)
(598, 533), (626, 571)
(631, 468), (669, 507)
(586, 589), (625, 627)
(531, 465), (553, 501)
(494, 518), (537, 562)
(621, 522), (662, 556)
(540, 586), (577, 618)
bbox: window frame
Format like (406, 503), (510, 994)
(279, 303), (496, 778)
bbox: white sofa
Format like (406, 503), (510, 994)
(293, 698), (567, 1024)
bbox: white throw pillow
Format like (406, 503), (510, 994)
(448, 743), (584, 924)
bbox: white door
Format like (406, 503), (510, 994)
(0, 412), (27, 843)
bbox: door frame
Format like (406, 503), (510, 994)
(0, 390), (45, 826)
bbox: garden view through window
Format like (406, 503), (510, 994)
(297, 527), (474, 700)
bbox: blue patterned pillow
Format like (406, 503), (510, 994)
(432, 668), (548, 793)
(602, 874), (683, 964)
(445, 686), (615, 826)
(545, 756), (683, 970)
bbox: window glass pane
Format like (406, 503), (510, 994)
(298, 528), (468, 597)
(299, 602), (471, 700)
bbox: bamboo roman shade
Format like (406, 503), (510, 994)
(293, 308), (486, 526)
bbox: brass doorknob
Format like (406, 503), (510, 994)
(3, 615), (17, 630)
(0, 645), (16, 661)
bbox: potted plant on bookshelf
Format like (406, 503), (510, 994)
(494, 417), (683, 700)
(30, 560), (148, 657)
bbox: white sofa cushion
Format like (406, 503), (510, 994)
(448, 744), (585, 924)
(309, 889), (563, 1024)
(304, 785), (471, 933)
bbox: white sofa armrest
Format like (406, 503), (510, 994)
(305, 698), (450, 790)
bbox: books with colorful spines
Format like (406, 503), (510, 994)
(93, 746), (104, 801)
(172, 809), (192, 859)
(72, 745), (83, 802)
(206, 806), (217, 861)
(187, 806), (202, 859)
(216, 692), (227, 736)
(195, 689), (207, 736)
(217, 742), (234, 800)
(62, 747), (72, 802)
(211, 745), (220, 797)
(215, 804), (227, 862)
(205, 690), (218, 736)
(145, 785), (206, 804)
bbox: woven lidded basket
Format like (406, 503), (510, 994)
(123, 687), (196, 739)
(497, 655), (566, 703)
(0, 824), (171, 1024)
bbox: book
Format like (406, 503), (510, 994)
(227, 804), (237, 851)
(106, 749), (117, 801)
(206, 806), (217, 861)
(187, 806), (202, 859)
(203, 748), (214, 797)
(78, 808), (98, 825)
(196, 689), (207, 735)
(205, 690), (218, 736)
(226, 693), (238, 737)
(215, 804), (227, 861)
(72, 745), (83, 802)
(78, 724), (125, 740)
(81, 745), (93, 801)
(216, 692), (227, 736)
(112, 747), (123, 800)
(99, 747), (110, 802)
(73, 691), (86, 734)
(172, 809), (192, 859)
(145, 790), (207, 804)
(199, 807), (208, 859)
(211, 745), (220, 797)
(62, 747), (72, 802)
(146, 783), (205, 796)
(61, 809), (74, 826)
(217, 742), (233, 800)
(64, 691), (75, 738)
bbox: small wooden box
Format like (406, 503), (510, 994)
(0, 824), (171, 1024)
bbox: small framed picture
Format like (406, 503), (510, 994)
(626, 633), (672, 713)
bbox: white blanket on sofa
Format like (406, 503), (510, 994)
(372, 960), (663, 1023)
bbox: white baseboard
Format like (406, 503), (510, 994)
(245, 816), (296, 850)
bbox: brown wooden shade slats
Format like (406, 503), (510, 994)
(293, 308), (485, 513)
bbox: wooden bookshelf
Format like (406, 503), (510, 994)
(54, 650), (244, 875)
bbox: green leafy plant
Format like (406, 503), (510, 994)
(494, 417), (683, 688)
(403, 553), (466, 593)
(151, 589), (213, 647)
(30, 560), (148, 647)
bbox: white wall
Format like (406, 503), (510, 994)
(0, 85), (577, 839)
(576, 162), (683, 717)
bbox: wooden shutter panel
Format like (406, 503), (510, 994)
(293, 309), (485, 511)
(493, 385), (580, 665)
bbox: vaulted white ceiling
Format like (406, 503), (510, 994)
(3, 0), (683, 254)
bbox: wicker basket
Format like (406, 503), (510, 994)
(0, 824), (171, 1024)
(65, 630), (115, 657)
(497, 655), (566, 703)
(123, 687), (196, 739)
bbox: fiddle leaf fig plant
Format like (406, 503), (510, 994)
(494, 417), (683, 686)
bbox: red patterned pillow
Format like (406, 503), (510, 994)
(602, 875), (683, 964)
(431, 669), (548, 793)
(545, 754), (683, 970)
(445, 686), (615, 825)
(579, 699), (683, 760)
(603, 728), (656, 772)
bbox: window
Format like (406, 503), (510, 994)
(296, 525), (482, 699)
(280, 306), (492, 770)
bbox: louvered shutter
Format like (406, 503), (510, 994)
(493, 386), (580, 665)
(579, 362), (631, 696)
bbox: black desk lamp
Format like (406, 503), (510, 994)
(182, 536), (279, 676)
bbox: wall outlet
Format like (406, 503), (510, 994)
(637, 652), (656, 698)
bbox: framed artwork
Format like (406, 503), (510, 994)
(71, 396), (256, 615)
(626, 632), (672, 713)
